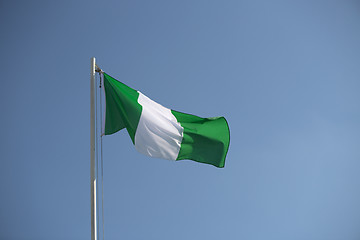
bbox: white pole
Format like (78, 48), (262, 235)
(90, 57), (97, 240)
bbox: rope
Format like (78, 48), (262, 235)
(96, 72), (101, 238)
(95, 72), (100, 239)
(100, 72), (105, 240)
(94, 69), (105, 240)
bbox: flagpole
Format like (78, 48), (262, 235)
(90, 57), (97, 240)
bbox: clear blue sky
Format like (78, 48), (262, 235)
(1, 1), (360, 239)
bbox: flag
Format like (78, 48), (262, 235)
(103, 73), (230, 168)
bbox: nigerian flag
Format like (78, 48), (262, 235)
(103, 73), (230, 168)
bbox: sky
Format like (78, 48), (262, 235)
(1, 1), (360, 239)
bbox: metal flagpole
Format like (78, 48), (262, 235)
(90, 57), (97, 240)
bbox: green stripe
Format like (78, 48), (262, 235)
(172, 110), (230, 168)
(103, 73), (142, 144)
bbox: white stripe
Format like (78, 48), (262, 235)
(134, 92), (183, 160)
